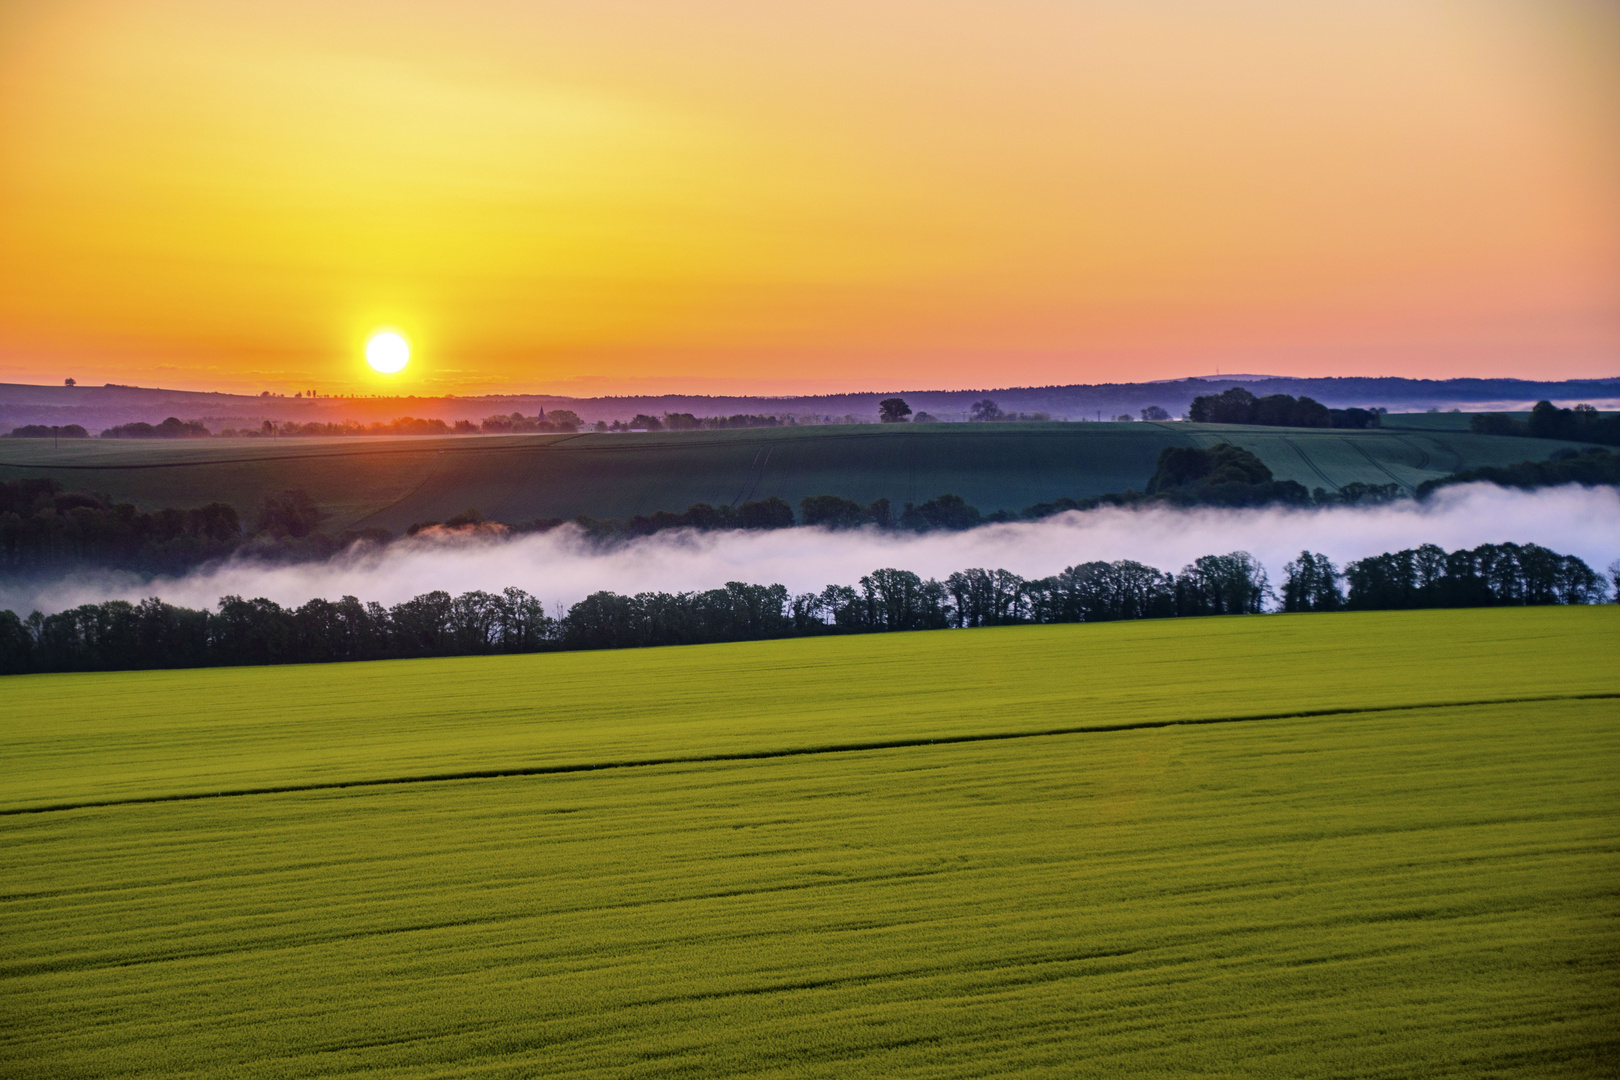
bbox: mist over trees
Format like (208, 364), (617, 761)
(0, 479), (393, 573)
(2, 541), (1606, 675)
(6, 424), (88, 439)
(0, 478), (242, 573)
(6, 436), (1617, 578)
(100, 417), (211, 439)
(659, 412), (784, 430)
(1417, 447), (1620, 496)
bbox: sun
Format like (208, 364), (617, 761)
(365, 331), (410, 374)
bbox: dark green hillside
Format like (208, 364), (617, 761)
(0, 422), (1593, 533)
(355, 423), (1184, 532)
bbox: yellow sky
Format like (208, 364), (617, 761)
(1, 0), (1616, 394)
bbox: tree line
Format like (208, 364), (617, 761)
(1416, 447), (1620, 497)
(5, 441), (1613, 574)
(3, 542), (1608, 675)
(101, 418), (211, 438)
(1468, 401), (1620, 448)
(523, 443), (1404, 541)
(6, 424), (90, 439)
(0, 479), (386, 573)
(629, 412), (791, 431)
(1283, 543), (1611, 611)
(1187, 387), (1382, 429)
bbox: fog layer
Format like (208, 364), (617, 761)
(4, 484), (1617, 616)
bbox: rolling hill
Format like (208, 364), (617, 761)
(0, 421), (1595, 532)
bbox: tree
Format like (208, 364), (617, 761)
(101, 417), (210, 439)
(7, 424), (87, 439)
(789, 591), (826, 632)
(1527, 400), (1565, 440)
(0, 609), (35, 674)
(1253, 394), (1331, 428)
(818, 584), (866, 630)
(944, 568), (1025, 626)
(736, 497), (794, 529)
(1281, 551), (1343, 612)
(1140, 405), (1170, 421)
(1188, 387), (1257, 424)
(878, 398), (911, 423)
(858, 568), (950, 631)
(899, 494), (981, 531)
(1148, 443), (1272, 493)
(1176, 552), (1269, 615)
(969, 398), (1003, 422)
(799, 494), (871, 528)
(64, 378), (75, 387)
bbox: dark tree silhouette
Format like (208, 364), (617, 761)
(1282, 551), (1344, 612)
(878, 398), (912, 423)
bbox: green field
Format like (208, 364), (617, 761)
(0, 421), (1587, 530)
(3, 608), (1617, 1077)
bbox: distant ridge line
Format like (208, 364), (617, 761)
(6, 375), (1620, 431)
(7, 691), (1613, 817)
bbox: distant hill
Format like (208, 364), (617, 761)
(0, 420), (1594, 530)
(2, 375), (1617, 434)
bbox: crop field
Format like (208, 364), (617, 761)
(0, 422), (1588, 530)
(2, 607), (1617, 1077)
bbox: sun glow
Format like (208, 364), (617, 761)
(1, 2), (1616, 391)
(365, 331), (410, 374)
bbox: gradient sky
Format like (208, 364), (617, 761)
(1, 0), (1617, 395)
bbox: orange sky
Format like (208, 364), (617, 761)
(1, 0), (1617, 395)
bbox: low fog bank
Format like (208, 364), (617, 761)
(4, 484), (1617, 617)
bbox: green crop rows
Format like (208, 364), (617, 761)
(0, 422), (1587, 528)
(3, 608), (1617, 1077)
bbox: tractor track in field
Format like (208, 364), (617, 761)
(6, 692), (1613, 817)
(730, 446), (773, 506)
(1346, 440), (1414, 494)
(1282, 438), (1341, 492)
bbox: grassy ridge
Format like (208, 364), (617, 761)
(3, 697), (1615, 1077)
(3, 608), (1615, 812)
(0, 422), (1589, 529)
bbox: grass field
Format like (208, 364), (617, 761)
(2, 608), (1617, 1077)
(0, 422), (1588, 530)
